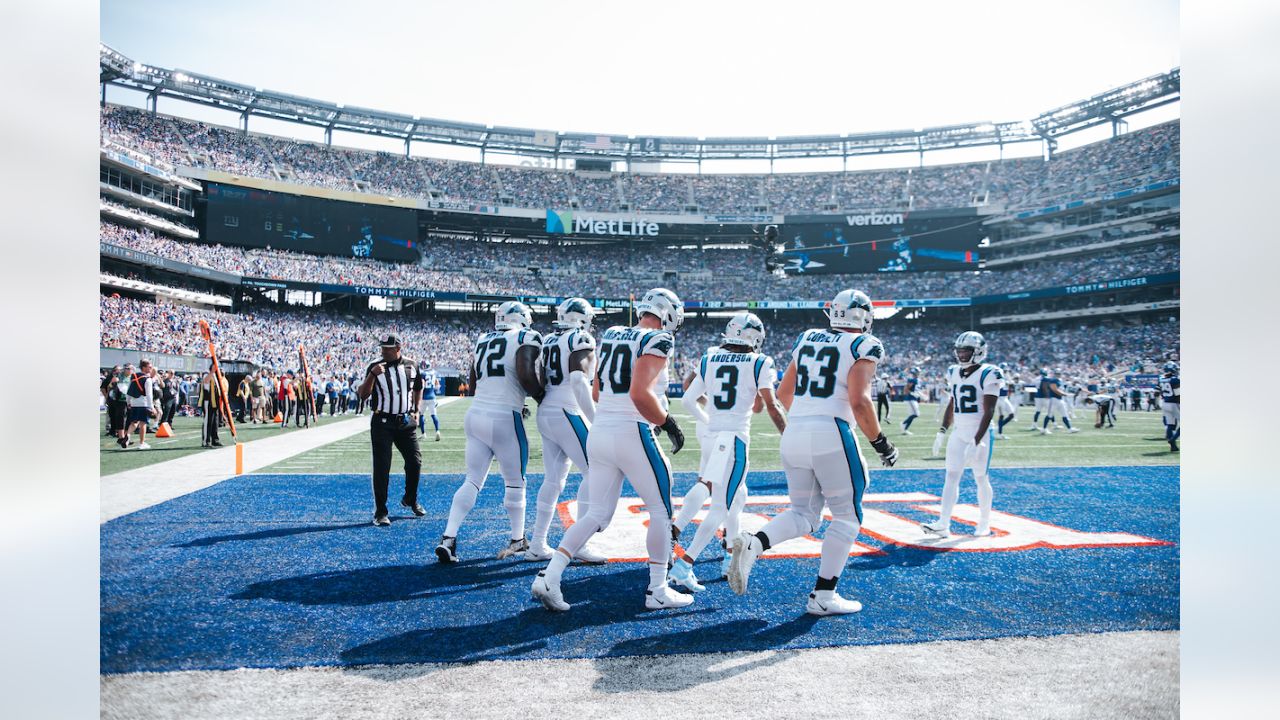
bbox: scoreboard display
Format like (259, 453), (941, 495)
(200, 182), (419, 262)
(780, 210), (985, 274)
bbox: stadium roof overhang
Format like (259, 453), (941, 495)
(100, 44), (1179, 162)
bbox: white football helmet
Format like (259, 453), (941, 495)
(723, 312), (765, 352)
(954, 331), (988, 367)
(494, 301), (533, 331)
(825, 289), (874, 331)
(554, 297), (594, 330)
(634, 287), (684, 333)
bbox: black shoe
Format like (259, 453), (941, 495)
(212, 440), (224, 447)
(1170, 440), (1179, 452)
(202, 443), (210, 448)
(435, 536), (458, 563)
(373, 513), (391, 527)
(116, 437), (128, 449)
(400, 498), (426, 516)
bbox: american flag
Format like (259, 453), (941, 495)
(584, 135), (613, 150)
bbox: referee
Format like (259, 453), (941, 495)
(357, 335), (425, 526)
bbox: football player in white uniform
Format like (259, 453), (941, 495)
(417, 362), (441, 441)
(525, 298), (608, 564)
(923, 331), (1004, 538)
(531, 288), (691, 612)
(669, 342), (726, 560)
(436, 301), (544, 563)
(668, 312), (787, 592)
(728, 290), (899, 616)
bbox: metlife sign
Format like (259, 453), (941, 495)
(546, 209), (659, 237)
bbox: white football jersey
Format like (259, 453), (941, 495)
(694, 347), (776, 436)
(945, 363), (1005, 433)
(788, 328), (885, 423)
(594, 325), (674, 423)
(540, 328), (597, 413)
(471, 327), (542, 412)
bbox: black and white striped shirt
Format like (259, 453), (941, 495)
(366, 358), (423, 414)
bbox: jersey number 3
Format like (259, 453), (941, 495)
(713, 365), (739, 409)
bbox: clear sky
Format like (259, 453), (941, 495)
(100, 0), (1180, 168)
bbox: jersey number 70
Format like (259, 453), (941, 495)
(597, 342), (632, 393)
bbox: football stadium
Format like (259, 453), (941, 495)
(96, 12), (1181, 719)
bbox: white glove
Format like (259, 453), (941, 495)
(932, 428), (947, 457)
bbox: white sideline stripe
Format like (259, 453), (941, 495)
(100, 630), (1177, 720)
(100, 398), (459, 523)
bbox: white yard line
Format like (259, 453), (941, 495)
(100, 399), (458, 523)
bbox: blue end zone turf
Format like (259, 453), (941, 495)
(101, 466), (1178, 673)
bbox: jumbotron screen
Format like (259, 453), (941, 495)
(780, 210), (985, 274)
(201, 182), (419, 261)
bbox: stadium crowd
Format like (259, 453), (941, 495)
(100, 105), (1179, 214)
(102, 294), (1178, 407)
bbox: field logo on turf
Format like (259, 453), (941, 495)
(557, 493), (1173, 562)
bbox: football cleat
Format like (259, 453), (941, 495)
(645, 584), (694, 610)
(806, 590), (863, 616)
(973, 526), (992, 537)
(524, 541), (554, 562)
(435, 536), (458, 563)
(668, 559), (705, 593)
(921, 520), (951, 537)
(1068, 427), (1080, 434)
(400, 498), (426, 516)
(531, 572), (570, 612)
(373, 514), (391, 527)
(434, 431), (441, 442)
(727, 532), (764, 595)
(901, 429), (914, 436)
(573, 543), (608, 565)
(497, 538), (529, 560)
(1039, 427), (1052, 435)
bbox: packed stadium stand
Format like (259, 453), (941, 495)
(100, 104), (1179, 215)
(98, 57), (1180, 391)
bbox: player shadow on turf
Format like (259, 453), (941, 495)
(230, 564), (507, 606)
(173, 522), (373, 548)
(592, 615), (820, 693)
(337, 570), (714, 675)
(845, 543), (943, 571)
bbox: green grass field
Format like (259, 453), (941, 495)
(239, 399), (1177, 475)
(99, 412), (348, 475)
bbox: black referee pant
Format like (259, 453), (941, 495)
(201, 400), (221, 446)
(876, 393), (891, 422)
(370, 413), (422, 517)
